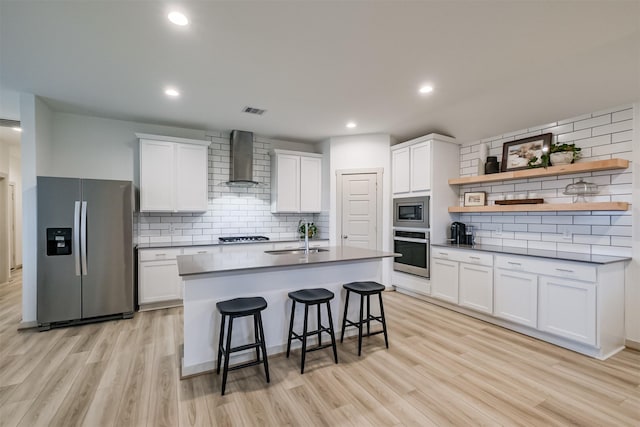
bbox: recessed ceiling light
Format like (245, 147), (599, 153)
(12, 127), (22, 132)
(168, 11), (189, 26)
(165, 88), (180, 97)
(346, 122), (357, 129)
(419, 85), (434, 94)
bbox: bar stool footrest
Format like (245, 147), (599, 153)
(228, 358), (267, 372)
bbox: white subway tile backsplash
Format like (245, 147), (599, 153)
(527, 241), (557, 251)
(591, 225), (632, 237)
(556, 128), (592, 143)
(573, 115), (611, 131)
(592, 119), (633, 136)
(556, 243), (591, 254)
(612, 108), (633, 123)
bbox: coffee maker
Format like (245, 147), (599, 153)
(450, 222), (467, 245)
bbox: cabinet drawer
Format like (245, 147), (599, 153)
(182, 246), (218, 255)
(495, 255), (538, 274)
(537, 259), (596, 283)
(139, 248), (182, 262)
(458, 251), (493, 266)
(432, 248), (492, 266)
(496, 255), (596, 282)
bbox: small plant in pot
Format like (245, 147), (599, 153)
(528, 142), (582, 168)
(298, 222), (317, 238)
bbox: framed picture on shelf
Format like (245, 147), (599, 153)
(464, 191), (486, 207)
(501, 133), (552, 172)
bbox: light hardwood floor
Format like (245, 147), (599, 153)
(1, 269), (639, 426)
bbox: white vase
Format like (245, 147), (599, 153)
(550, 151), (573, 165)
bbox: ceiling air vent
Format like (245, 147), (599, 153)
(242, 106), (266, 115)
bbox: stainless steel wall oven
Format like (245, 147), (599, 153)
(393, 228), (430, 278)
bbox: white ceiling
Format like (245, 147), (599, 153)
(1, 1), (639, 144)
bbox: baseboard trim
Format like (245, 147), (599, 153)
(625, 339), (640, 351)
(18, 320), (38, 330)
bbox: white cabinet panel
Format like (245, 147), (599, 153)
(176, 144), (209, 211)
(410, 141), (431, 192)
(139, 248), (183, 306)
(140, 140), (174, 211)
(271, 150), (322, 213)
(459, 263), (493, 314)
(539, 276), (596, 345)
(431, 258), (459, 303)
(274, 154), (300, 212)
(300, 156), (322, 212)
(392, 147), (410, 195)
(494, 268), (538, 328)
(138, 134), (210, 213)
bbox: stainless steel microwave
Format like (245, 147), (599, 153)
(393, 196), (430, 228)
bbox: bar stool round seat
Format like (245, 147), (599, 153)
(343, 281), (385, 294)
(217, 297), (267, 316)
(288, 288), (335, 304)
(216, 297), (270, 396)
(340, 281), (389, 356)
(286, 288), (338, 374)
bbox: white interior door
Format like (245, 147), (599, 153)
(340, 173), (378, 249)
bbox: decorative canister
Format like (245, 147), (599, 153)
(485, 156), (500, 174)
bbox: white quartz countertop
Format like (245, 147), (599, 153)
(177, 246), (399, 276)
(431, 242), (630, 264)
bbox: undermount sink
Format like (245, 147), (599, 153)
(264, 248), (330, 255)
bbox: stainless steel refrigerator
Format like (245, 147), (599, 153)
(37, 177), (134, 329)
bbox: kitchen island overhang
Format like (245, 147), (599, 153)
(178, 246), (399, 377)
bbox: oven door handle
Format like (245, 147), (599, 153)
(394, 237), (429, 244)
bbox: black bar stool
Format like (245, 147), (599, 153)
(340, 281), (389, 356)
(216, 296), (270, 395)
(286, 288), (338, 374)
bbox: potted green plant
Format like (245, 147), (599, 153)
(528, 142), (582, 168)
(298, 222), (318, 238)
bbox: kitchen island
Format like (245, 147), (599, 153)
(177, 246), (398, 377)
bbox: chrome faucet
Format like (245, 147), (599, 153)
(298, 218), (309, 254)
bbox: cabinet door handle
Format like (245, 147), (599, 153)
(155, 253), (166, 256)
(439, 252), (448, 256)
(197, 251), (207, 254)
(555, 268), (574, 273)
(469, 256), (481, 260)
(507, 261), (521, 266)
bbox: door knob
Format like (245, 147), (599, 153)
(342, 235), (348, 239)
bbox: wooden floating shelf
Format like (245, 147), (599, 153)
(449, 202), (629, 213)
(448, 158), (629, 185)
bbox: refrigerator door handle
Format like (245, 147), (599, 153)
(74, 201), (81, 276)
(81, 201), (88, 276)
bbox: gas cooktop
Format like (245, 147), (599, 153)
(218, 236), (270, 243)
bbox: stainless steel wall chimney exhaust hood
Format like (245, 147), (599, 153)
(227, 130), (259, 185)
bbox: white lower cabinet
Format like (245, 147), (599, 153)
(494, 268), (538, 328)
(431, 258), (459, 303)
(425, 247), (625, 359)
(138, 248), (182, 305)
(459, 263), (493, 314)
(539, 276), (596, 345)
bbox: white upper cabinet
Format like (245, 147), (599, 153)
(137, 133), (211, 212)
(410, 141), (431, 193)
(300, 155), (322, 212)
(391, 138), (434, 195)
(176, 143), (209, 211)
(271, 149), (322, 213)
(392, 147), (410, 194)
